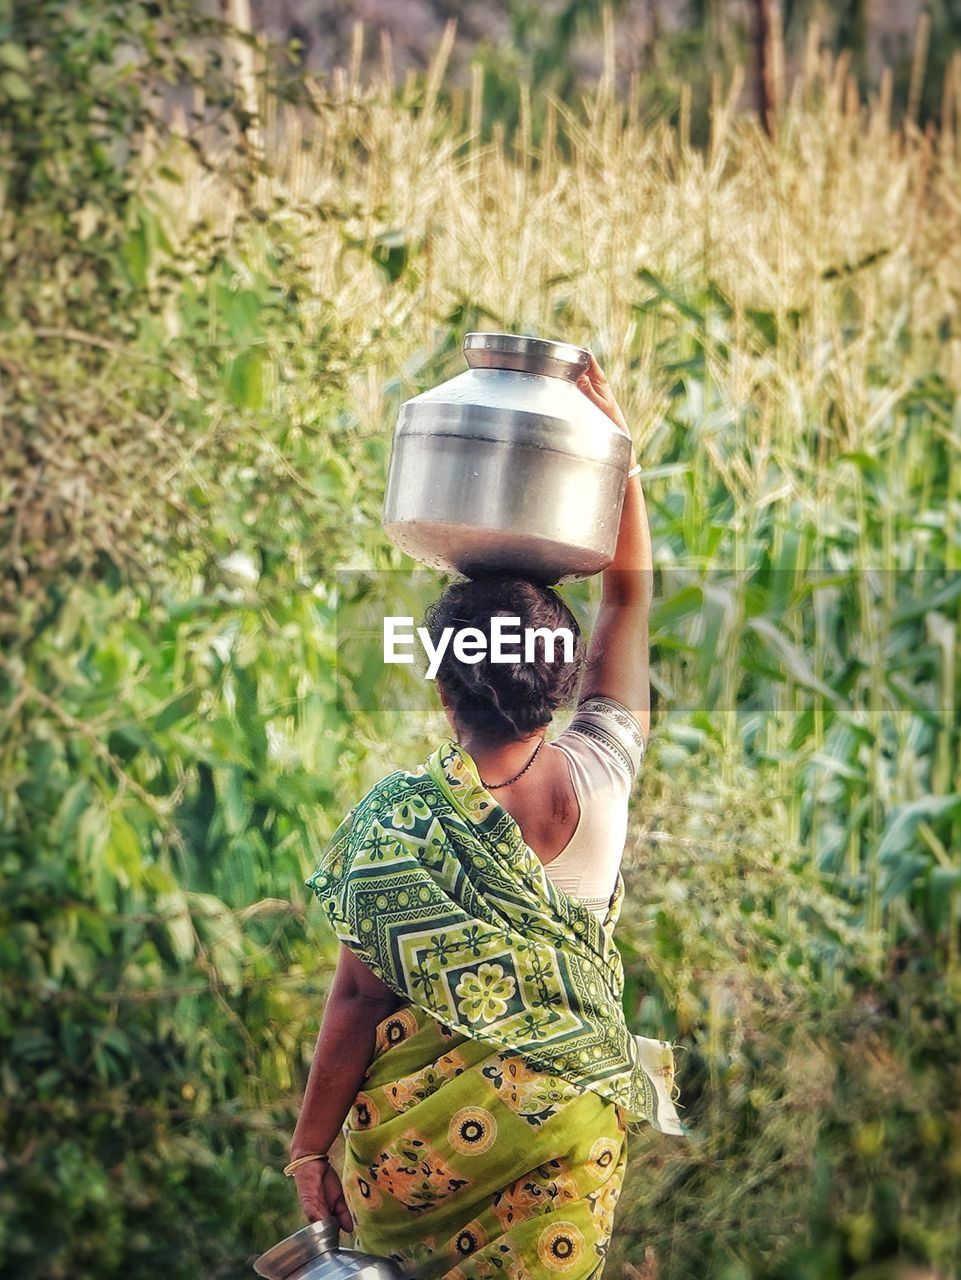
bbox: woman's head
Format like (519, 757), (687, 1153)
(422, 574), (585, 745)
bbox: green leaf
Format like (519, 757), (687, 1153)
(746, 616), (842, 706)
(651, 585), (705, 633)
(0, 70), (31, 100)
(225, 347), (267, 409)
(122, 217), (150, 288)
(879, 853), (930, 909)
(219, 766), (250, 835)
(0, 43), (30, 72)
(745, 307), (778, 347)
(927, 866), (961, 930)
(370, 229), (417, 283)
(635, 268), (706, 327)
(158, 890), (195, 963)
(821, 246), (892, 279)
(154, 687), (200, 731)
(105, 813), (143, 887)
(53, 779), (92, 847)
(892, 575), (961, 625)
(217, 285), (262, 342)
(877, 795), (961, 863)
(884, 674), (942, 728)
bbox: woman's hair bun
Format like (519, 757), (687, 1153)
(423, 573), (585, 743)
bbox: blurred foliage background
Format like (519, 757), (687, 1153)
(250, 0), (961, 148)
(1, 0), (960, 1277)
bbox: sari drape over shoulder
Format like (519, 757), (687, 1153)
(306, 739), (690, 1278)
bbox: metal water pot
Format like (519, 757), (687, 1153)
(253, 1218), (409, 1280)
(382, 333), (633, 583)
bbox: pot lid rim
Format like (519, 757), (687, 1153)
(463, 331), (591, 374)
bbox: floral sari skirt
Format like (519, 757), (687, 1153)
(341, 1003), (629, 1279)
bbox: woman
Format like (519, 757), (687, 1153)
(289, 356), (690, 1279)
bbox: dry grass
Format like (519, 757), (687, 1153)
(174, 22), (961, 470)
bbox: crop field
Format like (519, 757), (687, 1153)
(1, 4), (960, 1277)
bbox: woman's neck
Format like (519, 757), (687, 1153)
(457, 730), (546, 787)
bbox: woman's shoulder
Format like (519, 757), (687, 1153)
(554, 695), (646, 781)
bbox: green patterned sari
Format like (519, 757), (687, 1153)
(307, 738), (689, 1278)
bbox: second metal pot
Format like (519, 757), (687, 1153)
(253, 1218), (409, 1280)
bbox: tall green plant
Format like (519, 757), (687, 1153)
(0, 4), (376, 1274)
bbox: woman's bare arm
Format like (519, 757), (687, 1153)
(289, 944), (403, 1230)
(574, 355), (653, 738)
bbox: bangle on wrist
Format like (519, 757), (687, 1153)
(284, 1153), (330, 1176)
(627, 462), (641, 478)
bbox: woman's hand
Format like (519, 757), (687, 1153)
(292, 1158), (354, 1235)
(577, 353), (630, 436)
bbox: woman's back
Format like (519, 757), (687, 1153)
(490, 695), (646, 921)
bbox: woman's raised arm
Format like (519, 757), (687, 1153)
(573, 355), (653, 740)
